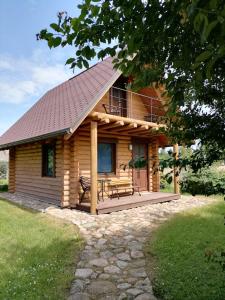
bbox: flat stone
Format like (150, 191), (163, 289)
(135, 293), (157, 300)
(99, 296), (117, 300)
(118, 293), (127, 300)
(97, 238), (107, 245)
(117, 283), (131, 289)
(128, 241), (143, 251)
(127, 277), (138, 284)
(129, 268), (147, 278)
(75, 268), (93, 279)
(127, 288), (143, 296)
(68, 292), (91, 300)
(104, 265), (121, 274)
(87, 280), (117, 296)
(132, 259), (146, 268)
(98, 273), (111, 280)
(70, 279), (85, 294)
(100, 250), (114, 258)
(116, 260), (128, 269)
(116, 253), (131, 261)
(89, 258), (108, 267)
(131, 250), (144, 259)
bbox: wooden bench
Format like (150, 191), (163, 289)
(108, 179), (141, 199)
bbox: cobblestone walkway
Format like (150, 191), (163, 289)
(2, 193), (214, 300)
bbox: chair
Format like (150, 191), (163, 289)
(102, 104), (121, 116)
(79, 176), (91, 202)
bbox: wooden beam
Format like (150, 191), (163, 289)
(116, 123), (138, 132)
(99, 120), (124, 130)
(90, 111), (162, 128)
(173, 143), (180, 194)
(90, 121), (98, 214)
(125, 125), (149, 134)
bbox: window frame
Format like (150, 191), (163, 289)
(97, 138), (117, 175)
(42, 143), (56, 178)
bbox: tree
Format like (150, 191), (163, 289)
(38, 0), (225, 169)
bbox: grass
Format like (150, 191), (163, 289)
(145, 196), (225, 300)
(0, 199), (83, 300)
(0, 178), (8, 185)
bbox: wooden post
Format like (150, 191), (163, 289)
(90, 121), (98, 214)
(150, 141), (160, 192)
(61, 139), (70, 208)
(173, 143), (180, 194)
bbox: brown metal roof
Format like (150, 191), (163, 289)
(0, 57), (121, 149)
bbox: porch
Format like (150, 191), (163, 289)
(76, 192), (180, 214)
(66, 109), (180, 214)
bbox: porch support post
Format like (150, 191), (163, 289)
(90, 121), (98, 214)
(173, 143), (180, 194)
(150, 141), (160, 192)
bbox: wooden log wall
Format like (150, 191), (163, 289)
(72, 128), (133, 202)
(8, 147), (15, 193)
(14, 138), (63, 205)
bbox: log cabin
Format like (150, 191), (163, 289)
(0, 57), (180, 214)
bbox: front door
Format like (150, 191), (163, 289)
(132, 143), (148, 191)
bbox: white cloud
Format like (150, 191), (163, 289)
(0, 48), (72, 104)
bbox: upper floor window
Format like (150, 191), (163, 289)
(42, 144), (55, 177)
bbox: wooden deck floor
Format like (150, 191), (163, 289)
(76, 192), (180, 214)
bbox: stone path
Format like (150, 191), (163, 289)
(1, 193), (215, 300)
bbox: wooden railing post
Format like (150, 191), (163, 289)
(173, 143), (180, 194)
(90, 121), (98, 214)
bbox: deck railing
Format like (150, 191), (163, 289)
(102, 86), (165, 123)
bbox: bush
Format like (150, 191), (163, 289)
(180, 168), (225, 196)
(0, 161), (8, 179)
(0, 184), (8, 192)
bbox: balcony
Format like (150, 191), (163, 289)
(100, 86), (165, 124)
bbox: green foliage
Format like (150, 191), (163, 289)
(0, 199), (83, 299)
(37, 0), (225, 169)
(0, 161), (7, 179)
(0, 184), (8, 192)
(180, 168), (225, 196)
(145, 198), (225, 300)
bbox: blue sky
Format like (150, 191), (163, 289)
(0, 0), (88, 135)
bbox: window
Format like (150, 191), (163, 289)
(42, 144), (55, 177)
(98, 142), (116, 174)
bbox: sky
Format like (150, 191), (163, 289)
(0, 0), (89, 135)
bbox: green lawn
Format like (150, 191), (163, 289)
(0, 178), (8, 185)
(0, 199), (83, 300)
(145, 197), (225, 300)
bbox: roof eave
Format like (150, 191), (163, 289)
(0, 128), (70, 150)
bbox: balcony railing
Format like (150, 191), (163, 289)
(102, 86), (165, 123)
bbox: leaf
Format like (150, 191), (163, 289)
(195, 50), (212, 62)
(50, 23), (61, 32)
(65, 58), (75, 65)
(52, 36), (62, 47)
(83, 59), (89, 69)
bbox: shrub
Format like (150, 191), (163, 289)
(180, 168), (225, 196)
(0, 184), (8, 192)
